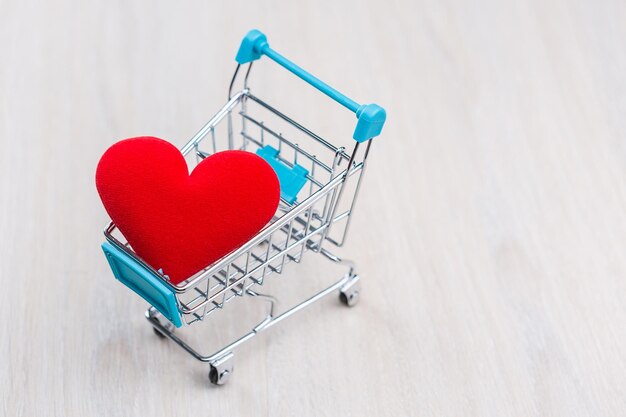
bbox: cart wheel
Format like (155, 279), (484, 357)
(147, 307), (175, 338)
(339, 289), (359, 306)
(209, 353), (234, 386)
(153, 327), (167, 338)
(209, 366), (229, 385)
(339, 275), (361, 307)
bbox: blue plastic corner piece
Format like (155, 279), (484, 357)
(101, 242), (182, 328)
(235, 29), (269, 64)
(353, 103), (387, 142)
(256, 145), (309, 204)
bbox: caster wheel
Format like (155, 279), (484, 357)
(339, 289), (359, 306)
(209, 353), (234, 386)
(147, 307), (175, 337)
(339, 275), (361, 307)
(153, 327), (167, 338)
(209, 366), (228, 385)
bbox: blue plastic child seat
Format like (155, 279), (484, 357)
(256, 145), (309, 204)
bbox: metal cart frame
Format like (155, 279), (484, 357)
(101, 30), (386, 385)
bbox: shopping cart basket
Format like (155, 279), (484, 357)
(101, 29), (386, 385)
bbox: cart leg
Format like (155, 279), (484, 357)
(316, 247), (361, 307)
(209, 352), (234, 385)
(339, 274), (361, 307)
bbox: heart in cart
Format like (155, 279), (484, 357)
(96, 136), (281, 285)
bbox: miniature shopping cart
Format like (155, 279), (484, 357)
(101, 30), (386, 385)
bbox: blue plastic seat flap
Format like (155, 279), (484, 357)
(101, 242), (182, 328)
(256, 145), (309, 204)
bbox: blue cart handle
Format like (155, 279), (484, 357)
(235, 29), (386, 142)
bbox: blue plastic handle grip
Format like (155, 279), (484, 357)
(235, 29), (386, 142)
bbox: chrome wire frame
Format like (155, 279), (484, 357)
(103, 64), (372, 378)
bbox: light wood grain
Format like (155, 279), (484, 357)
(2, 0), (626, 415)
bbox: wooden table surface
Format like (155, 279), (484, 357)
(2, 1), (625, 415)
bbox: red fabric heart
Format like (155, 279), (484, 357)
(96, 137), (280, 285)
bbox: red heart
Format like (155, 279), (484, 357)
(96, 137), (280, 285)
